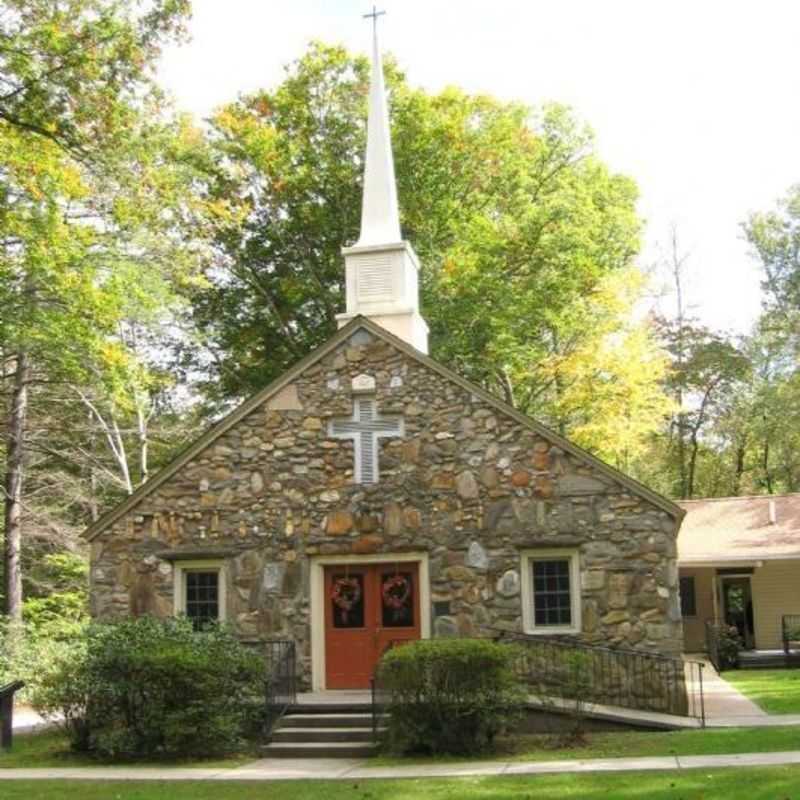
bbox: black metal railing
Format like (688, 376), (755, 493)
(782, 615), (800, 665)
(498, 633), (705, 724)
(370, 640), (405, 743)
(263, 640), (297, 737)
(370, 667), (391, 743)
(0, 680), (25, 750)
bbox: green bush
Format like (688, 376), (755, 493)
(379, 639), (526, 755)
(717, 625), (743, 670)
(0, 616), (87, 706)
(30, 616), (265, 759)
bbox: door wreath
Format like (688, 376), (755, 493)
(331, 577), (361, 623)
(382, 574), (411, 610)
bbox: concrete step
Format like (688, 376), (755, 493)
(271, 726), (379, 743)
(261, 741), (378, 759)
(291, 703), (372, 714)
(739, 657), (796, 668)
(279, 713), (374, 728)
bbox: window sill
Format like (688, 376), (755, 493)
(522, 627), (581, 636)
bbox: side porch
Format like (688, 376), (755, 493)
(679, 559), (800, 667)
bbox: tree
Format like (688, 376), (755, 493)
(646, 228), (751, 498)
(512, 267), (674, 470)
(187, 42), (665, 467)
(744, 185), (800, 323)
(0, 0), (194, 620)
(657, 320), (750, 498)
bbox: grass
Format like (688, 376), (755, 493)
(373, 725), (800, 766)
(724, 669), (800, 714)
(0, 730), (253, 770)
(7, 724), (800, 772)
(1, 769), (800, 800)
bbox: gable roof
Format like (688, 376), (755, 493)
(677, 493), (800, 564)
(84, 316), (684, 541)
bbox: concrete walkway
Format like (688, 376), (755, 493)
(10, 706), (50, 735)
(687, 662), (800, 727)
(2, 750), (800, 781)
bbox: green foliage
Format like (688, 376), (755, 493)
(715, 624), (743, 671)
(0, 616), (86, 713)
(379, 639), (526, 755)
(0, 0), (210, 620)
(745, 184), (800, 320)
(0, 0), (190, 158)
(30, 616), (265, 759)
(189, 42), (665, 467)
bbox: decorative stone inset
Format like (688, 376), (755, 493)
(351, 373), (376, 393)
(496, 570), (521, 598)
(456, 470), (479, 499)
(434, 615), (458, 637)
(465, 541), (489, 570)
(326, 511), (353, 535)
(263, 563), (285, 593)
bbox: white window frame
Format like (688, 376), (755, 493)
(173, 559), (227, 623)
(520, 549), (581, 635)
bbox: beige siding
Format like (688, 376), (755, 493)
(680, 567), (715, 652)
(751, 559), (800, 650)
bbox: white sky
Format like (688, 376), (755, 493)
(158, 0), (800, 334)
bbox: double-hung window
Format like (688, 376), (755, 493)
(521, 549), (581, 635)
(173, 560), (226, 629)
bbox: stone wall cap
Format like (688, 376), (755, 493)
(156, 548), (239, 561)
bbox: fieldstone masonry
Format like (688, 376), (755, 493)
(89, 324), (684, 688)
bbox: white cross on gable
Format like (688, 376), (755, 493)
(329, 397), (403, 484)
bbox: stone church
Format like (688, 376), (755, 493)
(86, 24), (685, 691)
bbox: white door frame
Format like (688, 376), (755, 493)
(309, 551), (430, 691)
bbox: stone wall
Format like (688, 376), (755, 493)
(90, 325), (684, 687)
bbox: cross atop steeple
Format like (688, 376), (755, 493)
(363, 5), (386, 32)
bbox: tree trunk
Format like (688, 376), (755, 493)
(762, 437), (774, 494)
(136, 401), (150, 485)
(3, 352), (30, 621)
(732, 441), (747, 496)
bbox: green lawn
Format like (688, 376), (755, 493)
(373, 725), (800, 765)
(0, 730), (252, 770)
(7, 725), (800, 772)
(725, 669), (800, 714)
(1, 769), (800, 800)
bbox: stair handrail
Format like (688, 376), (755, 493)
(704, 619), (722, 673)
(782, 615), (800, 664)
(264, 640), (297, 738)
(370, 640), (403, 743)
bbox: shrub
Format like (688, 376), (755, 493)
(0, 615), (87, 707)
(717, 624), (743, 670)
(30, 615), (265, 759)
(379, 639), (526, 755)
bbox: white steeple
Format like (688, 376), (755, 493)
(336, 8), (429, 354)
(357, 15), (401, 246)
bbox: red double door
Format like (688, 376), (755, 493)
(324, 563), (421, 689)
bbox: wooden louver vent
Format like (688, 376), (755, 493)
(356, 254), (394, 302)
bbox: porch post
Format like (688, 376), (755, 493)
(711, 572), (720, 624)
